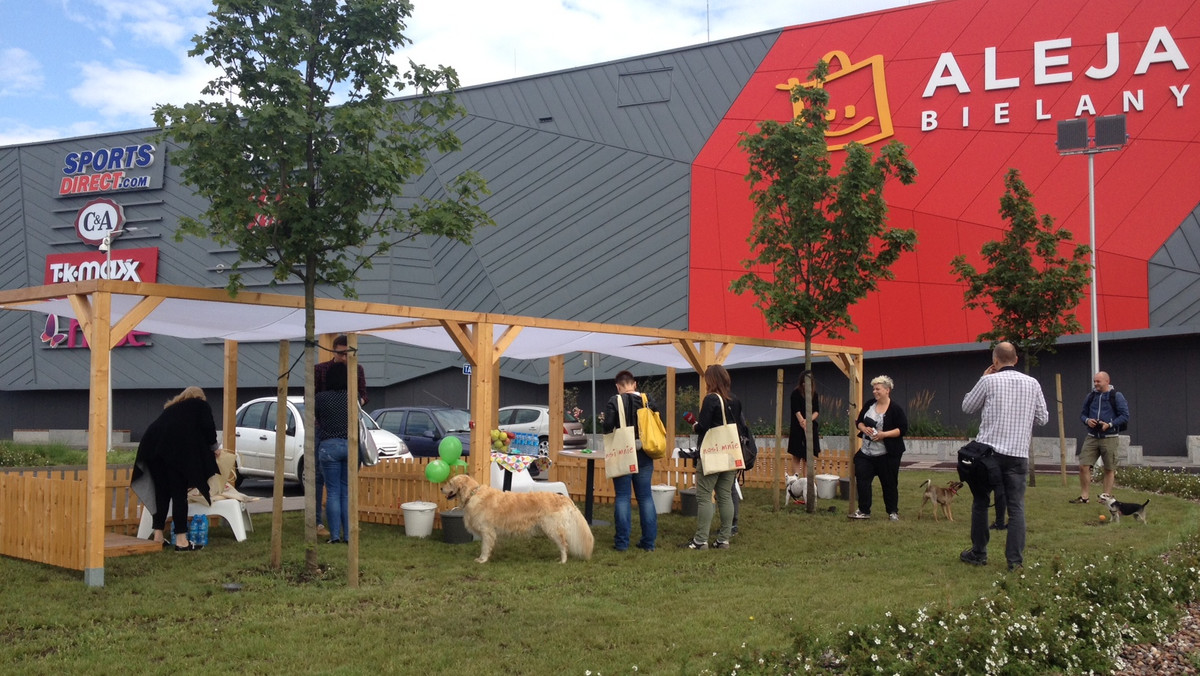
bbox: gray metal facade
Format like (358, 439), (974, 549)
(1, 29), (1198, 457)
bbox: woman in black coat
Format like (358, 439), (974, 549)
(131, 386), (221, 551)
(850, 375), (908, 521)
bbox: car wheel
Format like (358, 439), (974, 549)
(296, 457), (305, 494)
(233, 461), (246, 488)
(538, 437), (549, 454)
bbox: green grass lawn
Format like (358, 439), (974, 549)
(1, 469), (1195, 675)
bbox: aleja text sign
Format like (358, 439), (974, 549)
(40, 247), (158, 348)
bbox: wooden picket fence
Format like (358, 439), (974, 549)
(0, 465), (154, 571)
(0, 444), (853, 570)
(357, 443), (853, 527)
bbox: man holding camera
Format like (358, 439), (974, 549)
(1071, 371), (1130, 505)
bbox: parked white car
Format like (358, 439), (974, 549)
(232, 396), (409, 487)
(498, 405), (587, 453)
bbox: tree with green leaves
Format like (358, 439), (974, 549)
(731, 60), (917, 511)
(951, 168), (1091, 370)
(153, 0), (492, 572)
(952, 168), (1090, 488)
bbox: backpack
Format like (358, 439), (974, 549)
(737, 409), (758, 471)
(637, 393), (668, 459)
(1086, 389), (1128, 433)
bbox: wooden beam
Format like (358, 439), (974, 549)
(68, 294), (93, 339)
(271, 340), (287, 570)
(438, 320), (475, 363)
(223, 341), (238, 454)
(83, 291), (111, 587)
(347, 334), (360, 587)
(549, 355), (564, 456)
(673, 340), (705, 374)
(468, 323), (494, 484)
(492, 325), (523, 361)
(108, 296), (163, 349)
(715, 342), (735, 365)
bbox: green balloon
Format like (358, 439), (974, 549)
(454, 458), (468, 468)
(438, 436), (464, 463)
(425, 459), (451, 483)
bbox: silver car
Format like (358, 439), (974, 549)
(498, 405), (587, 453)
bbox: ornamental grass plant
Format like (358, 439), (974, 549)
(1, 464), (1198, 674)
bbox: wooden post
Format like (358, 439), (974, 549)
(665, 368), (676, 450)
(469, 323), (495, 484)
(82, 291), (110, 587)
(774, 369), (784, 512)
(347, 334), (360, 587)
(223, 341), (238, 454)
(1056, 373), (1067, 486)
(271, 340), (288, 570)
(549, 355), (564, 479)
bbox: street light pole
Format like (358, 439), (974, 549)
(1056, 115), (1126, 378)
(1087, 152), (1099, 377)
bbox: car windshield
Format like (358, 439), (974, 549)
(433, 409), (472, 433)
(291, 401), (379, 428)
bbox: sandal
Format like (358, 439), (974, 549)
(1069, 496), (1089, 504)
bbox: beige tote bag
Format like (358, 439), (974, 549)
(604, 394), (639, 478)
(698, 394), (745, 475)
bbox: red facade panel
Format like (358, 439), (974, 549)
(690, 0), (1200, 351)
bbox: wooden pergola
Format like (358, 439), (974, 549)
(0, 280), (864, 586)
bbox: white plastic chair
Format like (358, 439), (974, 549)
(137, 498), (253, 542)
(490, 461), (570, 497)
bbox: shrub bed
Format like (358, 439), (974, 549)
(713, 468), (1200, 675)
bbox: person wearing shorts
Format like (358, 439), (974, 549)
(1071, 371), (1130, 504)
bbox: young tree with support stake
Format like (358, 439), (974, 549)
(731, 61), (917, 513)
(951, 168), (1090, 487)
(153, 0), (492, 574)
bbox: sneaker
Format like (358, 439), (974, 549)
(1069, 496), (1089, 504)
(679, 539), (708, 550)
(990, 521), (1007, 530)
(959, 548), (988, 566)
(1007, 563), (1023, 572)
(711, 540), (730, 549)
(317, 525), (331, 537)
(888, 513), (899, 521)
(848, 510), (870, 520)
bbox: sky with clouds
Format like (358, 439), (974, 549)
(0, 0), (931, 147)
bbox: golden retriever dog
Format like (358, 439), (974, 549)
(441, 473), (594, 563)
(917, 479), (964, 522)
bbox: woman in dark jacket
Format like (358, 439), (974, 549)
(131, 386), (221, 551)
(850, 375), (908, 521)
(681, 364), (742, 550)
(787, 370), (821, 478)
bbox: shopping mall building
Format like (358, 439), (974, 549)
(1, 0), (1197, 459)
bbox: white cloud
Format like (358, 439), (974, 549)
(68, 57), (220, 125)
(0, 48), (44, 96)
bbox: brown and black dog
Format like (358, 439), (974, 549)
(917, 479), (964, 522)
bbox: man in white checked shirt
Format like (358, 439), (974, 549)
(959, 342), (1049, 570)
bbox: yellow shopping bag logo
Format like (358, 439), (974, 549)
(776, 50), (895, 151)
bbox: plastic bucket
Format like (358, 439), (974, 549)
(439, 509), (475, 544)
(679, 488), (698, 516)
(401, 501), (437, 538)
(815, 474), (840, 500)
(650, 485), (676, 514)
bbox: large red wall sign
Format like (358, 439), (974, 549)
(690, 0), (1200, 351)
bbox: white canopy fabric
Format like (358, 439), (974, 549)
(0, 284), (844, 370)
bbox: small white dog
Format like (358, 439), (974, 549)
(785, 473), (808, 503)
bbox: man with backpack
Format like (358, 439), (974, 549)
(1071, 371), (1130, 505)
